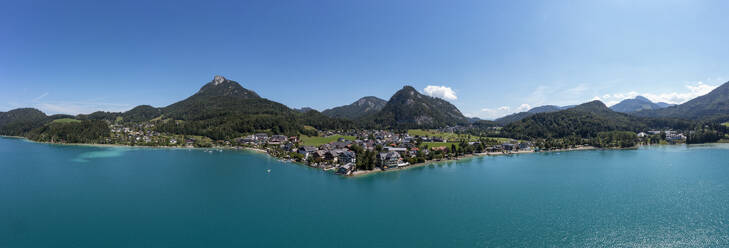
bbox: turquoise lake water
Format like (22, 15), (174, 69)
(2, 137), (729, 247)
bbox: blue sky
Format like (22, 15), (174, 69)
(1, 0), (728, 119)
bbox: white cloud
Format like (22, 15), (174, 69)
(516, 103), (531, 112)
(478, 104), (528, 120)
(646, 82), (717, 103)
(424, 85), (457, 100)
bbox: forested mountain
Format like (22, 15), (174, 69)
(4, 75), (720, 144)
(26, 119), (110, 143)
(0, 108), (49, 136)
(2, 82), (472, 136)
(0, 76), (356, 142)
(156, 76), (352, 139)
(494, 105), (572, 125)
(609, 96), (673, 113)
(122, 105), (162, 122)
(0, 107), (110, 143)
(632, 81), (729, 121)
(503, 101), (691, 139)
(161, 75), (292, 119)
(76, 111), (120, 121)
(194, 75), (261, 98)
(322, 96), (387, 120)
(362, 86), (468, 129)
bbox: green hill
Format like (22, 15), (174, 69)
(503, 101), (691, 139)
(122, 105), (162, 122)
(609, 96), (673, 113)
(0, 108), (49, 136)
(322, 96), (386, 120)
(494, 105), (567, 125)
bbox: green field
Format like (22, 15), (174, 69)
(51, 118), (81, 124)
(408, 129), (512, 142)
(483, 137), (513, 143)
(300, 135), (356, 146)
(422, 142), (460, 149)
(408, 129), (477, 141)
(722, 122), (729, 127)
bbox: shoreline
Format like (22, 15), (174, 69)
(349, 146), (598, 177)
(5, 136), (699, 178)
(0, 135), (265, 153)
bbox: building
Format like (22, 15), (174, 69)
(268, 135), (287, 145)
(666, 133), (686, 142)
(298, 146), (318, 158)
(502, 143), (514, 151)
(518, 142), (531, 150)
(254, 133), (269, 141)
(238, 135), (256, 143)
(336, 163), (354, 175)
(325, 150), (343, 162)
(339, 150), (356, 164)
(384, 147), (407, 153)
(378, 151), (401, 168)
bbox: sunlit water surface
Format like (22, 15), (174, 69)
(2, 137), (729, 247)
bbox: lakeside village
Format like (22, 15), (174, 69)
(104, 123), (690, 176)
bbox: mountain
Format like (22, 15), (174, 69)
(294, 107), (315, 113)
(122, 105), (162, 122)
(0, 108), (49, 136)
(494, 105), (572, 125)
(502, 100), (687, 139)
(467, 117), (482, 123)
(193, 75), (261, 99)
(1, 76), (355, 141)
(609, 96), (673, 113)
(655, 102), (675, 108)
(364, 86), (468, 128)
(321, 96), (387, 120)
(162, 75), (295, 120)
(156, 75), (353, 139)
(632, 81), (729, 121)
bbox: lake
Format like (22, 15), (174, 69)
(2, 137), (729, 247)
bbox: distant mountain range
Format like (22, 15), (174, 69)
(3, 76), (729, 142)
(632, 81), (729, 121)
(609, 96), (675, 113)
(0, 76), (469, 138)
(494, 94), (680, 125)
(494, 105), (573, 125)
(321, 96), (387, 120)
(502, 100), (691, 139)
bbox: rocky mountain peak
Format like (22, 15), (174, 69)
(213, 75), (226, 86)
